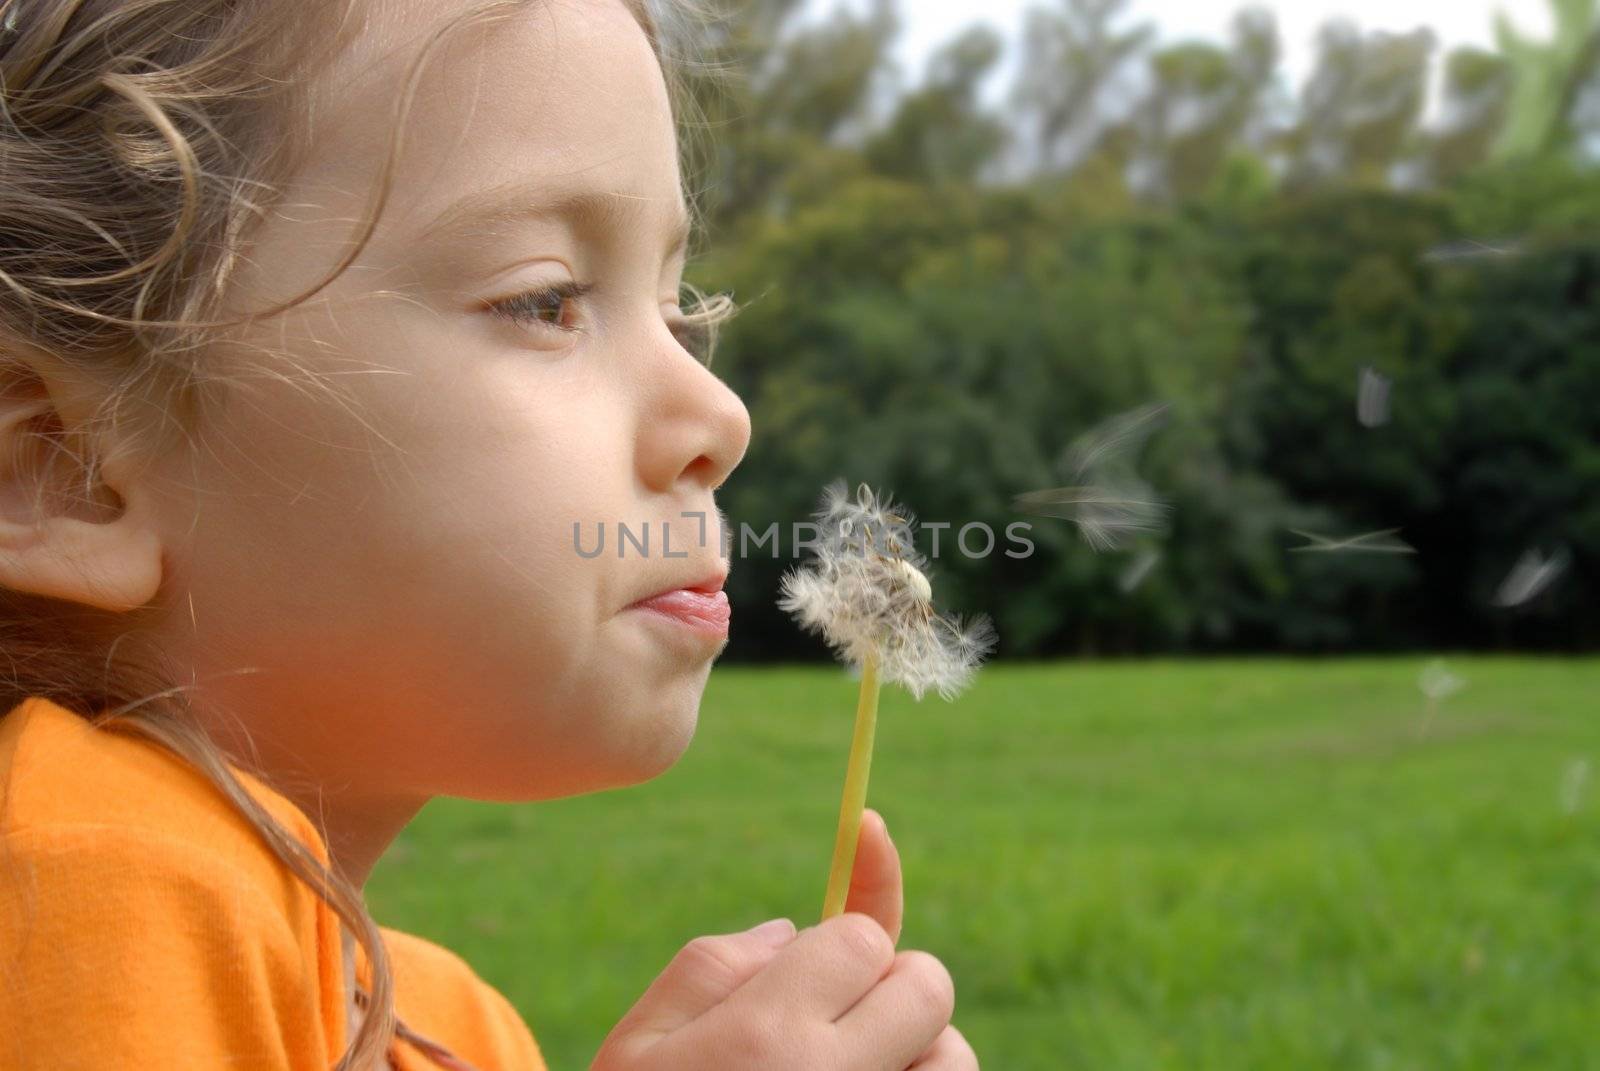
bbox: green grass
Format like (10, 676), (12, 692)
(366, 658), (1600, 1070)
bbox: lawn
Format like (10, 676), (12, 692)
(365, 657), (1600, 1070)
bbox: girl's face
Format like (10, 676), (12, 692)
(145, 0), (750, 804)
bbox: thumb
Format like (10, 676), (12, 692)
(604, 919), (798, 1049)
(842, 808), (903, 945)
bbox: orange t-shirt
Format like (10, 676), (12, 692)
(0, 695), (550, 1071)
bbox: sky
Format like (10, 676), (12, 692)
(807, 0), (1554, 118)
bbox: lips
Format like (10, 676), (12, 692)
(625, 564), (731, 635)
(630, 587), (732, 631)
(631, 565), (728, 606)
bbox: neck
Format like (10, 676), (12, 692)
(275, 778), (430, 891)
(194, 712), (429, 891)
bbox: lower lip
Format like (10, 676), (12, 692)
(628, 589), (731, 639)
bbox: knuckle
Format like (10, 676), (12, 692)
(899, 950), (955, 1019)
(832, 912), (894, 967)
(677, 934), (744, 991)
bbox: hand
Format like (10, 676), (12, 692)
(591, 809), (978, 1070)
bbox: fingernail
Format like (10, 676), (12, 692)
(746, 917), (796, 945)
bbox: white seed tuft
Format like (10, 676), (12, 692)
(777, 480), (996, 701)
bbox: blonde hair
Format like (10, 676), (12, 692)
(0, 0), (737, 1067)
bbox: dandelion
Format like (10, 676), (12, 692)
(778, 480), (996, 920)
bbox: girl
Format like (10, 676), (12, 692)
(0, 0), (977, 1068)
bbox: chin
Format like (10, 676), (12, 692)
(465, 676), (708, 799)
(624, 698), (700, 784)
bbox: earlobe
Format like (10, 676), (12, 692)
(0, 356), (167, 614)
(0, 509), (164, 612)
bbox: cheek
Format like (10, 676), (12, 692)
(170, 300), (699, 797)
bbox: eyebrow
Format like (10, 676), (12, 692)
(416, 178), (693, 263)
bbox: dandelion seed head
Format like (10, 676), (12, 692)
(777, 479), (996, 701)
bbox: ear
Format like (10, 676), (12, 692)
(0, 349), (165, 613)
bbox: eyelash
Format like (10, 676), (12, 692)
(489, 281), (711, 361)
(490, 280), (593, 334)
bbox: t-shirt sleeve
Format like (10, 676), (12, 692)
(381, 926), (550, 1071)
(0, 824), (331, 1071)
(476, 981), (551, 1071)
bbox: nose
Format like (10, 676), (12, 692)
(635, 323), (751, 495)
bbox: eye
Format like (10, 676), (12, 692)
(488, 280), (593, 333)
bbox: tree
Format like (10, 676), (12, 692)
(863, 25), (1010, 187)
(1125, 7), (1280, 202)
(1418, 48), (1512, 186)
(1006, 0), (1153, 177)
(1280, 22), (1437, 190)
(668, 0), (900, 240)
(1493, 0), (1600, 159)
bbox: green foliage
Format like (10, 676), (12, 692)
(863, 25), (1009, 187)
(1493, 0), (1600, 159)
(675, 0), (1599, 657)
(691, 160), (1600, 656)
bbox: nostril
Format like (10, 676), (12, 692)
(682, 454), (719, 487)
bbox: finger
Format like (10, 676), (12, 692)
(610, 921), (798, 1046)
(908, 1024), (979, 1069)
(714, 911), (895, 1026)
(842, 807), (903, 945)
(832, 950), (954, 1069)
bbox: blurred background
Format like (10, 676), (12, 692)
(367, 3), (1600, 1067)
(672, 0), (1597, 660)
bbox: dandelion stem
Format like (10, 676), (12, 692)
(821, 646), (881, 921)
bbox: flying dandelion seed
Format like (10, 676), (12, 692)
(1420, 238), (1526, 263)
(1561, 758), (1591, 816)
(1288, 527), (1416, 555)
(1013, 486), (1170, 552)
(1014, 401), (1172, 551)
(1491, 546), (1571, 608)
(1118, 547), (1161, 593)
(1062, 402), (1172, 475)
(1357, 366), (1392, 428)
(779, 480), (996, 922)
(1415, 659), (1465, 739)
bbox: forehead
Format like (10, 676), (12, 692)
(297, 0), (682, 247)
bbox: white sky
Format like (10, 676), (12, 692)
(808, 0), (1554, 117)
